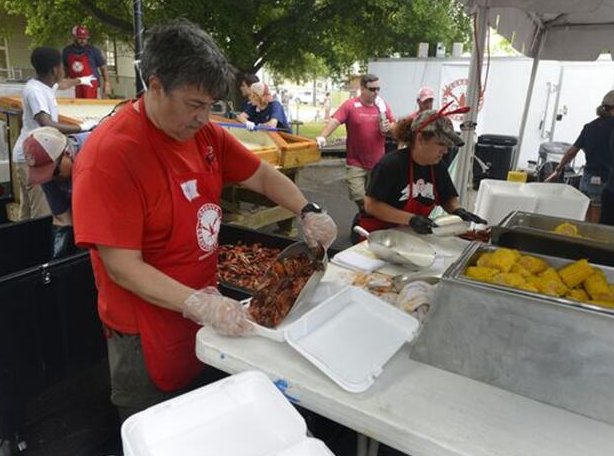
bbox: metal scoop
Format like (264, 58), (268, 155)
(353, 226), (435, 268)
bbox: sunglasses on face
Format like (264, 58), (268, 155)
(366, 87), (381, 92)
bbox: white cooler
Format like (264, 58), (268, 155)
(474, 179), (590, 225)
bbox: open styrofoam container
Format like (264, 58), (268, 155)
(121, 370), (333, 456)
(528, 182), (590, 220)
(284, 286), (420, 393)
(248, 280), (346, 342)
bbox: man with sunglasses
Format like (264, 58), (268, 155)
(358, 107), (486, 235)
(316, 74), (395, 214)
(23, 126), (90, 258)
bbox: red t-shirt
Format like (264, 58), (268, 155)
(333, 96), (394, 170)
(72, 103), (261, 333)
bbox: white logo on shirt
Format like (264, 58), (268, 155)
(180, 179), (200, 202)
(196, 204), (222, 257)
(71, 61), (84, 73)
(399, 179), (435, 201)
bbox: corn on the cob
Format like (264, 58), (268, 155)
(510, 263), (534, 278)
(517, 255), (548, 274)
(492, 272), (527, 289)
(489, 248), (520, 273)
(529, 268), (568, 296)
(553, 222), (581, 237)
(465, 266), (498, 281)
(558, 259), (594, 288)
(476, 252), (494, 268)
(584, 272), (614, 301)
(566, 288), (589, 302)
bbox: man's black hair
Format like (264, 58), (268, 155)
(360, 74), (379, 87)
(31, 47), (62, 76)
(240, 73), (259, 86)
(140, 19), (233, 99)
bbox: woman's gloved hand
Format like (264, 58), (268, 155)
(182, 287), (252, 336)
(409, 215), (438, 234)
(300, 212), (338, 250)
(453, 208), (488, 225)
(244, 120), (256, 131)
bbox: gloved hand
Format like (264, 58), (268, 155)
(316, 136), (327, 149)
(78, 75), (96, 87)
(300, 212), (338, 250)
(182, 287), (252, 336)
(244, 121), (256, 131)
(453, 208), (488, 225)
(409, 215), (438, 234)
(79, 119), (98, 132)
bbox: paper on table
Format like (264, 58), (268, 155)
(332, 250), (387, 273)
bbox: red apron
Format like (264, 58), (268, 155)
(358, 155), (439, 236)
(135, 98), (222, 391)
(67, 51), (99, 99)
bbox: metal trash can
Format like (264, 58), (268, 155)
(537, 141), (571, 168)
(472, 134), (518, 189)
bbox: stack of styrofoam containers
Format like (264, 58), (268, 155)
(474, 179), (590, 225)
(121, 371), (334, 456)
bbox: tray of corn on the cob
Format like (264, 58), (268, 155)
(446, 241), (614, 315)
(410, 241), (614, 425)
(491, 211), (614, 266)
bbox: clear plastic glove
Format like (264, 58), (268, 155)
(375, 96), (387, 113)
(78, 75), (96, 87)
(182, 287), (252, 336)
(316, 136), (327, 148)
(244, 120), (256, 131)
(409, 215), (438, 235)
(300, 212), (337, 250)
(79, 119), (98, 132)
(453, 208), (488, 225)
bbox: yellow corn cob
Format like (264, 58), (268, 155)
(465, 266), (498, 282)
(518, 282), (539, 293)
(553, 222), (580, 237)
(566, 288), (589, 302)
(489, 248), (520, 273)
(517, 255), (549, 274)
(583, 272), (614, 301)
(530, 268), (568, 296)
(558, 259), (594, 288)
(476, 252), (494, 268)
(510, 263), (533, 278)
(492, 272), (527, 289)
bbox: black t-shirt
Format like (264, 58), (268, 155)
(367, 147), (458, 209)
(573, 116), (614, 179)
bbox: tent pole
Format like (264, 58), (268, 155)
(514, 31), (545, 170)
(455, 4), (488, 208)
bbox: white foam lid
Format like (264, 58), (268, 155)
(284, 286), (420, 393)
(121, 371), (333, 456)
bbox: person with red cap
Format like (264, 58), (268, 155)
(62, 25), (111, 98)
(12, 46), (98, 221)
(409, 86), (436, 120)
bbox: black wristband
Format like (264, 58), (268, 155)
(300, 202), (323, 217)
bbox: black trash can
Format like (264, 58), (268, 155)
(472, 134), (518, 189)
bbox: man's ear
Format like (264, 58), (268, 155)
(147, 76), (164, 96)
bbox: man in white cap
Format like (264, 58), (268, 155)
(24, 126), (90, 258)
(409, 86), (435, 120)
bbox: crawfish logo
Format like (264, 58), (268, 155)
(441, 78), (484, 121)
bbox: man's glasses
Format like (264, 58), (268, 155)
(366, 87), (381, 92)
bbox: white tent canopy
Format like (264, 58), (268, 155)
(454, 0), (614, 207)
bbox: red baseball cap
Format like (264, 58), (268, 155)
(72, 25), (90, 39)
(417, 86), (435, 102)
(24, 127), (68, 185)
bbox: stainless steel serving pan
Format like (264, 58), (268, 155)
(445, 241), (614, 316)
(491, 211), (614, 266)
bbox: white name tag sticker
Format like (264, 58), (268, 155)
(590, 176), (602, 185)
(354, 102), (362, 108)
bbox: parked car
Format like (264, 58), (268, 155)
(293, 90), (326, 105)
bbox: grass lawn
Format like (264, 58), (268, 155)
(296, 122), (346, 141)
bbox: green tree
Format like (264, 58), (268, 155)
(0, 0), (470, 78)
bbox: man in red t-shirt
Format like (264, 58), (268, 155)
(316, 74), (395, 213)
(72, 19), (337, 421)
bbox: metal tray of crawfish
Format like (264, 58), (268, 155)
(247, 241), (328, 329)
(445, 241), (614, 317)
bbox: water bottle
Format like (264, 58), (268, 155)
(379, 112), (388, 133)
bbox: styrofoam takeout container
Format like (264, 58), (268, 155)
(284, 286), (420, 393)
(121, 371), (334, 456)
